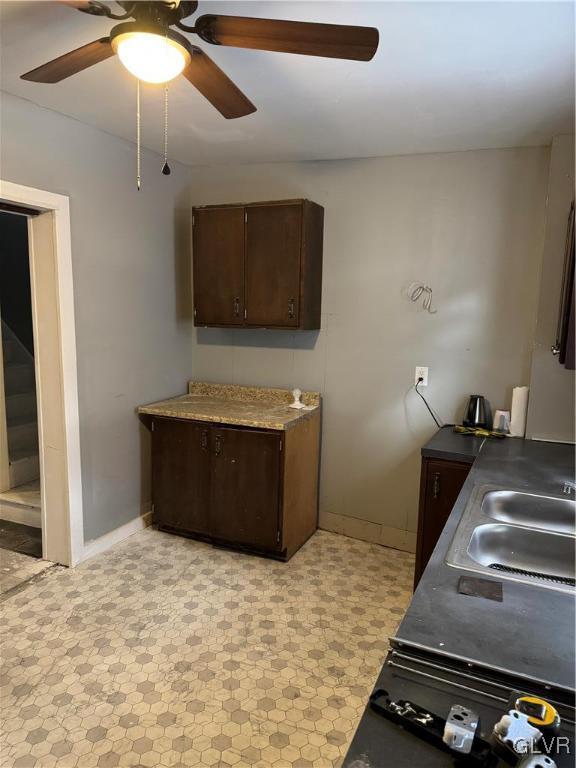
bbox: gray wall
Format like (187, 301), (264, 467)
(188, 148), (549, 550)
(0, 93), (193, 541)
(526, 135), (575, 443)
(0, 91), (556, 549)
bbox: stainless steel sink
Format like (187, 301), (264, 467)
(468, 523), (575, 581)
(446, 485), (576, 593)
(481, 490), (575, 535)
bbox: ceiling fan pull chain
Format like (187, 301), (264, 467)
(136, 78), (142, 191)
(162, 83), (171, 176)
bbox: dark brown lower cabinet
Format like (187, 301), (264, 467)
(151, 417), (211, 537)
(414, 457), (471, 589)
(210, 428), (281, 551)
(148, 414), (320, 561)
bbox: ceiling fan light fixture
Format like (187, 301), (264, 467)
(111, 29), (191, 84)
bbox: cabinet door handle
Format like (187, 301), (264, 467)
(288, 297), (296, 320)
(201, 430), (208, 451)
(214, 434), (223, 456)
(433, 472), (441, 500)
(233, 297), (240, 318)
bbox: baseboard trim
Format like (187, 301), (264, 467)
(319, 509), (416, 553)
(82, 505), (152, 563)
(0, 501), (41, 528)
(80, 506), (416, 562)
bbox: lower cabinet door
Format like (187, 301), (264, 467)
(210, 427), (282, 551)
(414, 458), (471, 588)
(151, 418), (211, 536)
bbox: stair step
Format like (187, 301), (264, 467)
(6, 411), (37, 428)
(2, 339), (17, 364)
(8, 421), (38, 455)
(0, 481), (41, 511)
(4, 363), (35, 396)
(5, 392), (37, 422)
(3, 342), (32, 366)
(0, 500), (41, 528)
(9, 453), (40, 488)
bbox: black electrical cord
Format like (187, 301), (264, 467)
(415, 378), (443, 428)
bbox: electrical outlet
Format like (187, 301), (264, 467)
(415, 366), (429, 386)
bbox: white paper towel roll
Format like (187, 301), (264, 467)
(509, 386), (529, 437)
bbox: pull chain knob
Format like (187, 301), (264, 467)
(162, 82), (171, 176)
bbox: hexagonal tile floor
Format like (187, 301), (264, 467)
(1, 528), (414, 768)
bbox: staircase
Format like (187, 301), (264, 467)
(2, 323), (39, 488)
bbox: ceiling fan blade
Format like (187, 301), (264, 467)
(21, 38), (114, 83)
(195, 15), (379, 61)
(183, 47), (256, 119)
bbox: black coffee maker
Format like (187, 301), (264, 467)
(463, 395), (491, 429)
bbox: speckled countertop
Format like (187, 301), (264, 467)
(138, 382), (321, 431)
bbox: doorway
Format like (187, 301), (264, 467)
(0, 211), (44, 591)
(0, 181), (84, 570)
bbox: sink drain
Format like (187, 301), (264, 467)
(488, 563), (575, 587)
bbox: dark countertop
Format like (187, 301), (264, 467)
(344, 661), (575, 768)
(344, 435), (575, 768)
(397, 436), (575, 691)
(421, 425), (485, 464)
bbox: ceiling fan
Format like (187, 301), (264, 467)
(21, 1), (379, 119)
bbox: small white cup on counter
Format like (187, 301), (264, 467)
(493, 409), (511, 433)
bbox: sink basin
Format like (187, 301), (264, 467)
(467, 524), (575, 584)
(481, 490), (575, 535)
(446, 485), (576, 593)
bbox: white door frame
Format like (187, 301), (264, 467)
(0, 179), (83, 566)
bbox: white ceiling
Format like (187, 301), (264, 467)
(1, 1), (574, 166)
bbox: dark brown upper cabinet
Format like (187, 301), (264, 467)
(192, 206), (245, 326)
(245, 203), (302, 328)
(553, 201), (575, 369)
(192, 199), (324, 330)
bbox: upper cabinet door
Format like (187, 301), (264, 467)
(193, 207), (245, 326)
(245, 203), (303, 327)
